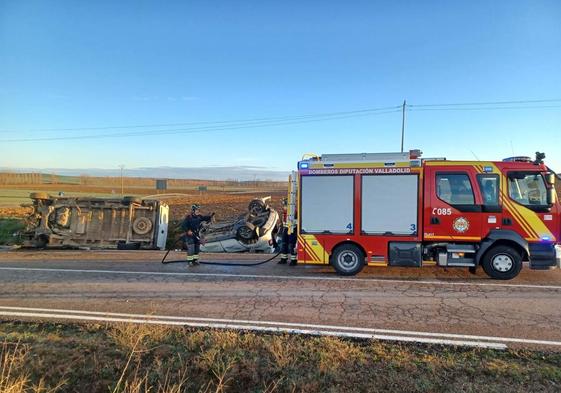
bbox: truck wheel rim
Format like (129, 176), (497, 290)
(492, 254), (513, 272)
(338, 251), (358, 271)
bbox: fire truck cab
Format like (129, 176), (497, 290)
(287, 151), (561, 279)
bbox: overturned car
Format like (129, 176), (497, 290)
(199, 197), (279, 253)
(21, 193), (169, 249)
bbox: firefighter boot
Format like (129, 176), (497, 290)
(278, 254), (288, 264)
(193, 255), (200, 265)
(289, 254), (297, 266)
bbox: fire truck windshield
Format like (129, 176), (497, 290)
(508, 173), (548, 207)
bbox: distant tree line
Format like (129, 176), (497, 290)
(0, 172), (43, 185)
(0, 172), (286, 189)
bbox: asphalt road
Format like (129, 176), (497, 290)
(1, 250), (561, 350)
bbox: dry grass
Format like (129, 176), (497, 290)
(108, 322), (173, 353)
(0, 320), (561, 392)
(0, 340), (65, 393)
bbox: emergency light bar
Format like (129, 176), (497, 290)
(503, 156), (532, 163)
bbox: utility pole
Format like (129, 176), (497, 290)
(119, 165), (125, 197)
(400, 99), (407, 153)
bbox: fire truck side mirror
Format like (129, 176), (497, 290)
(545, 172), (555, 185)
(546, 187), (555, 206)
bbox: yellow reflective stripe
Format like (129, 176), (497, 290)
(424, 235), (481, 241)
(425, 161), (495, 167)
(507, 200), (554, 241)
(298, 235), (321, 262)
(502, 197), (538, 239)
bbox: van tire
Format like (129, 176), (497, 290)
(481, 245), (522, 280)
(331, 244), (365, 276)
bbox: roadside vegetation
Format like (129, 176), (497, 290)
(0, 320), (560, 392)
(0, 218), (25, 245)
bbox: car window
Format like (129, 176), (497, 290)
(508, 173), (547, 206)
(477, 175), (499, 205)
(436, 173), (475, 205)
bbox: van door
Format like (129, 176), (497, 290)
(423, 167), (483, 242)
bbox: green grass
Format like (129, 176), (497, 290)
(0, 189), (137, 207)
(0, 218), (25, 245)
(0, 189), (39, 207)
(0, 320), (560, 393)
(40, 173), (82, 184)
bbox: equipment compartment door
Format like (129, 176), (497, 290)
(361, 174), (419, 236)
(423, 167), (483, 242)
(300, 175), (354, 234)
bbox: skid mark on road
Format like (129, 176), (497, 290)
(0, 266), (561, 290)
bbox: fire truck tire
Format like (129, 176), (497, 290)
(331, 244), (365, 276)
(481, 245), (522, 280)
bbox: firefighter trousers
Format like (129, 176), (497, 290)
(185, 235), (201, 262)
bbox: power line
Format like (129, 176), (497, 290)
(2, 97), (560, 143)
(409, 104), (561, 112)
(0, 105), (401, 134)
(0, 109), (402, 143)
(409, 98), (561, 108)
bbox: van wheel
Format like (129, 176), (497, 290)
(331, 244), (365, 276)
(481, 245), (522, 280)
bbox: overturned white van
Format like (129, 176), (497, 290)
(22, 193), (169, 250)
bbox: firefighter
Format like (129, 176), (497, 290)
(288, 225), (298, 266)
(278, 198), (297, 266)
(278, 199), (289, 264)
(181, 204), (214, 266)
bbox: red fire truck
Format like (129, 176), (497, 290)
(286, 151), (561, 279)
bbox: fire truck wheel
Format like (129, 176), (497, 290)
(481, 245), (522, 280)
(331, 244), (365, 276)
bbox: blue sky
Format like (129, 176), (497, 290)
(1, 0), (560, 174)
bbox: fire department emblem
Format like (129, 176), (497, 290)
(453, 217), (470, 233)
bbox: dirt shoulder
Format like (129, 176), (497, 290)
(1, 320), (560, 393)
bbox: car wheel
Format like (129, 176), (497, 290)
(248, 199), (267, 215)
(481, 245), (522, 280)
(236, 224), (257, 242)
(331, 244), (365, 276)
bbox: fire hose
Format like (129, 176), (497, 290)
(160, 237), (281, 266)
